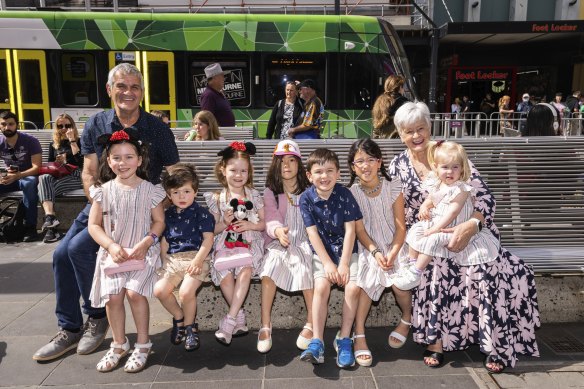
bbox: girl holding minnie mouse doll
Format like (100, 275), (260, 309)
(204, 141), (265, 345)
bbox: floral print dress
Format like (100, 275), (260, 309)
(390, 149), (540, 368)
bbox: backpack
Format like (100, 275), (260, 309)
(0, 197), (26, 242)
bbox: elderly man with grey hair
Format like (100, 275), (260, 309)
(33, 63), (179, 362)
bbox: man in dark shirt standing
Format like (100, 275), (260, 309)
(200, 63), (236, 127)
(33, 63), (179, 362)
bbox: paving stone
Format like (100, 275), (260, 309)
(549, 372), (584, 387)
(264, 377), (376, 389)
(375, 374), (479, 389)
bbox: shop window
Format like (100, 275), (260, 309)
(264, 55), (325, 107)
(188, 57), (250, 107)
(61, 53), (98, 106)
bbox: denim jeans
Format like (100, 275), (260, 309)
(0, 176), (39, 226)
(53, 203), (103, 330)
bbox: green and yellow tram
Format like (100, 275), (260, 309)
(0, 11), (415, 137)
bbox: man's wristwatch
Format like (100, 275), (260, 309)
(470, 218), (483, 232)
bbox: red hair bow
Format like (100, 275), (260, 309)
(110, 130), (130, 142)
(230, 141), (246, 152)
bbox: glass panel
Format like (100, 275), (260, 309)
(188, 56), (250, 107)
(21, 109), (44, 129)
(343, 54), (376, 109)
(148, 61), (170, 105)
(61, 53), (98, 106)
(264, 55), (325, 107)
(19, 60), (42, 104)
(0, 59), (8, 105)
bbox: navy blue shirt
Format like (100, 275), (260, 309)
(164, 202), (215, 254)
(300, 183), (363, 264)
(81, 109), (179, 184)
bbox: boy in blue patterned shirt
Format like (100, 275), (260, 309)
(299, 148), (363, 368)
(154, 163), (215, 352)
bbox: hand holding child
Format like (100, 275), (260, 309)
(419, 202), (432, 221)
(275, 226), (290, 247)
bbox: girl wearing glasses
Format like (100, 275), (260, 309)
(346, 138), (407, 367)
(38, 113), (84, 243)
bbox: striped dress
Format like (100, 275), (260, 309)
(350, 179), (406, 301)
(204, 187), (265, 285)
(89, 180), (166, 308)
(260, 189), (313, 291)
(406, 178), (499, 266)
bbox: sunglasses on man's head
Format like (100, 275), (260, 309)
(57, 123), (73, 129)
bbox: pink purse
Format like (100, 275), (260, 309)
(104, 248), (145, 276)
(214, 247), (253, 271)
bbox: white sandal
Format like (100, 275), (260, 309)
(388, 318), (412, 349)
(353, 334), (373, 367)
(296, 324), (313, 350)
(96, 337), (130, 372)
(124, 341), (152, 373)
(257, 325), (272, 353)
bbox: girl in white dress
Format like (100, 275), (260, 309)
(392, 140), (500, 290)
(88, 129), (166, 373)
(347, 138), (408, 366)
(204, 141), (265, 345)
(257, 140), (313, 353)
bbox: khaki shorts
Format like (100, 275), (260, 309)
(159, 251), (210, 286)
(313, 252), (359, 282)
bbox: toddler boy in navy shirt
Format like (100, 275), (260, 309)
(153, 163), (215, 352)
(299, 148), (363, 368)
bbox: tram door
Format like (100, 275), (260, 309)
(108, 51), (176, 123)
(0, 50), (50, 129)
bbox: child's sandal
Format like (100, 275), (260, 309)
(170, 317), (186, 345)
(96, 337), (130, 372)
(124, 341), (152, 373)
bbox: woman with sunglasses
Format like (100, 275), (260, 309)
(38, 113), (84, 243)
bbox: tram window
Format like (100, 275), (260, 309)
(264, 55), (325, 107)
(60, 53), (97, 106)
(148, 61), (170, 105)
(0, 60), (8, 104)
(343, 54), (375, 109)
(19, 60), (43, 104)
(188, 57), (250, 107)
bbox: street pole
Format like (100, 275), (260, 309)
(335, 0), (340, 15)
(410, 0), (439, 113)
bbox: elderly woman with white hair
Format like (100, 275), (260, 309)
(388, 101), (540, 374)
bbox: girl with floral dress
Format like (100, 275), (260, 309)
(204, 141), (265, 345)
(88, 129), (166, 373)
(257, 140), (313, 353)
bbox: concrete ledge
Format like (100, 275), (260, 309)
(170, 275), (584, 331)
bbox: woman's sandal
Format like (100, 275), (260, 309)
(484, 355), (505, 374)
(170, 317), (186, 345)
(388, 318), (412, 349)
(96, 337), (130, 372)
(423, 349), (444, 368)
(257, 325), (272, 353)
(353, 334), (373, 367)
(296, 324), (313, 350)
(124, 341), (152, 373)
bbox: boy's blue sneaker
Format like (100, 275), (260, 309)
(336, 337), (355, 368)
(300, 339), (324, 364)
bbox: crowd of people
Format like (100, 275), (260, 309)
(2, 64), (541, 377)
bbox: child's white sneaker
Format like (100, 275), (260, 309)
(392, 266), (422, 290)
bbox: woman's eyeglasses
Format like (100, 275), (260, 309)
(57, 123), (73, 129)
(352, 158), (379, 168)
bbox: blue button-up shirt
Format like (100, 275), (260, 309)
(164, 202), (215, 254)
(81, 109), (179, 184)
(300, 183), (362, 264)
